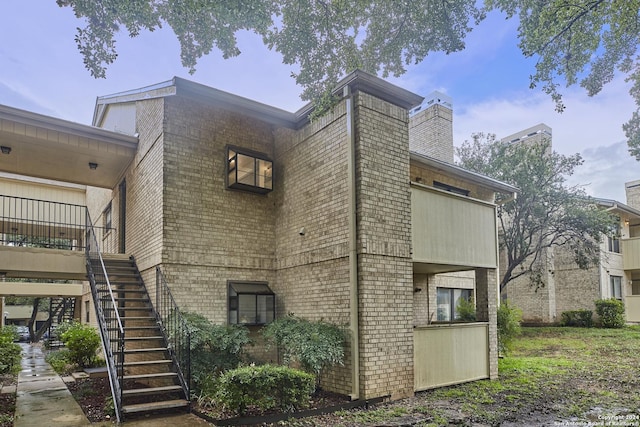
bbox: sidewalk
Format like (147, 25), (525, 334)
(14, 342), (90, 427)
(13, 343), (211, 426)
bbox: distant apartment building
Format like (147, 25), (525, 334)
(498, 124), (640, 323)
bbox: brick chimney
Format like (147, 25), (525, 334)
(408, 91), (454, 163)
(626, 179), (640, 210)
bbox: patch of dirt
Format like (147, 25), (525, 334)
(0, 374), (17, 427)
(65, 376), (113, 423)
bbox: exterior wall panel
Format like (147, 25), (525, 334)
(412, 186), (497, 268)
(414, 323), (489, 390)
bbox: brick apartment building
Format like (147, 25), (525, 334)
(1, 70), (517, 413)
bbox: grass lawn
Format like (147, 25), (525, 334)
(276, 326), (640, 426)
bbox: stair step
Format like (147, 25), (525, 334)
(119, 316), (156, 321)
(109, 326), (158, 331)
(123, 359), (173, 367)
(124, 372), (178, 380)
(122, 385), (183, 397)
(124, 336), (164, 341)
(121, 399), (189, 414)
(104, 306), (153, 311)
(124, 347), (168, 353)
(101, 297), (150, 303)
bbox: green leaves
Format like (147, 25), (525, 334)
(486, 0), (640, 159)
(216, 364), (315, 415)
(57, 1), (481, 109)
(262, 315), (345, 380)
(178, 311), (250, 392)
(594, 298), (625, 328)
(59, 321), (102, 368)
(457, 134), (618, 291)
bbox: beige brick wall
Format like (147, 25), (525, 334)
(272, 103), (353, 395)
(503, 242), (610, 324)
(125, 98), (165, 272)
(409, 104), (454, 163)
(475, 268), (498, 379)
(355, 92), (414, 400)
(160, 96), (277, 321)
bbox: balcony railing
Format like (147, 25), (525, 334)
(411, 184), (498, 269)
(622, 237), (640, 271)
(156, 266), (191, 401)
(0, 194), (115, 251)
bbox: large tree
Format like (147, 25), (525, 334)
(56, 0), (482, 104)
(457, 133), (617, 293)
(58, 1), (640, 157)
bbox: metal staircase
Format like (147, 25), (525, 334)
(85, 219), (190, 421)
(47, 297), (76, 348)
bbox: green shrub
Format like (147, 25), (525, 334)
(216, 364), (315, 415)
(497, 301), (522, 354)
(595, 299), (625, 328)
(179, 312), (250, 393)
(560, 310), (593, 327)
(262, 315), (345, 385)
(60, 321), (101, 368)
(45, 349), (73, 374)
(0, 326), (22, 374)
(456, 297), (477, 322)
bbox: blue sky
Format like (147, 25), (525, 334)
(1, 2), (637, 201)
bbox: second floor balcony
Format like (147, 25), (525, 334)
(411, 183), (498, 273)
(622, 237), (640, 271)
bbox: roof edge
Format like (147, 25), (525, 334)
(410, 152), (519, 194)
(0, 103), (138, 149)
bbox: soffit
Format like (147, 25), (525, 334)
(0, 104), (137, 188)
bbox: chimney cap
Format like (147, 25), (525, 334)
(409, 91), (453, 116)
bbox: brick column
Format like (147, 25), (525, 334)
(475, 267), (498, 379)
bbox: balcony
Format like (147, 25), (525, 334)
(0, 195), (112, 284)
(411, 184), (498, 273)
(622, 237), (640, 271)
(414, 322), (490, 390)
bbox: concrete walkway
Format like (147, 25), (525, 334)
(14, 342), (90, 427)
(14, 343), (211, 426)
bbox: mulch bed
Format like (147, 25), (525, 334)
(65, 376), (113, 422)
(65, 376), (358, 425)
(0, 374), (17, 427)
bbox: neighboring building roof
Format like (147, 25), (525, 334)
(595, 198), (640, 219)
(410, 151), (519, 196)
(500, 123), (552, 145)
(94, 70), (424, 130)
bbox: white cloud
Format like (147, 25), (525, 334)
(449, 75), (638, 202)
(452, 75), (635, 156)
(568, 141), (639, 202)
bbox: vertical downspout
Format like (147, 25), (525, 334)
(344, 85), (360, 401)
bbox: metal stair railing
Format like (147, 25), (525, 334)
(85, 210), (124, 423)
(155, 266), (191, 403)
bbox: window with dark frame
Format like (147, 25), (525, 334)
(228, 282), (275, 325)
(227, 146), (273, 194)
(608, 236), (621, 253)
(103, 203), (112, 231)
(608, 223), (621, 253)
(433, 180), (470, 197)
(610, 276), (622, 300)
(436, 287), (473, 322)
